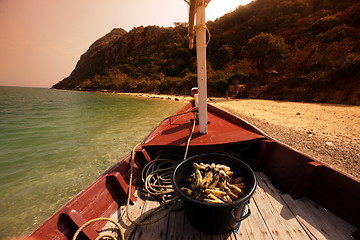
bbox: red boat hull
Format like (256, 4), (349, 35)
(27, 104), (360, 239)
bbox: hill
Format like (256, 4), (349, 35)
(52, 0), (360, 105)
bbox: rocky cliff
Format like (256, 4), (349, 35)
(53, 28), (127, 89)
(53, 0), (360, 105)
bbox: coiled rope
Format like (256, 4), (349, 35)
(141, 150), (181, 203)
(72, 217), (124, 240)
(73, 109), (197, 240)
(125, 111), (197, 238)
(141, 111), (196, 202)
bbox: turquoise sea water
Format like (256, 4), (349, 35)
(0, 86), (183, 239)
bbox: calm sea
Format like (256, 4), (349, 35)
(0, 86), (183, 239)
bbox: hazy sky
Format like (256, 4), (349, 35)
(0, 0), (252, 88)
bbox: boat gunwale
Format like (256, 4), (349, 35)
(27, 103), (360, 240)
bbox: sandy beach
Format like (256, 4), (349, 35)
(119, 93), (360, 180)
(212, 99), (360, 180)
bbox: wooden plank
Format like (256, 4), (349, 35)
(201, 227), (236, 240)
(100, 188), (145, 238)
(166, 207), (240, 240)
(253, 173), (310, 239)
(235, 198), (272, 240)
(165, 172), (278, 240)
(307, 165), (360, 228)
(166, 203), (202, 239)
(98, 207), (125, 239)
(281, 194), (356, 240)
(166, 202), (239, 239)
(132, 199), (168, 240)
(100, 172), (357, 240)
(119, 188), (147, 238)
(225, 232), (238, 240)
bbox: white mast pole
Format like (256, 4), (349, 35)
(195, 0), (208, 134)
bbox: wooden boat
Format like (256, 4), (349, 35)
(27, 1), (359, 239)
(26, 102), (359, 240)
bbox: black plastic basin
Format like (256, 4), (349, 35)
(172, 153), (257, 234)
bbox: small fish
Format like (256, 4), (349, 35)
(219, 194), (232, 203)
(205, 189), (227, 197)
(225, 188), (239, 200)
(194, 169), (203, 188)
(216, 164), (231, 171)
(208, 174), (219, 189)
(232, 177), (244, 184)
(207, 193), (221, 201)
(181, 187), (193, 196)
(193, 162), (206, 170)
(218, 180), (227, 190)
(219, 170), (227, 178)
(201, 170), (213, 188)
(183, 161), (246, 203)
(233, 183), (247, 189)
(228, 184), (244, 196)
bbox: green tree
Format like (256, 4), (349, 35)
(241, 32), (290, 69)
(307, 15), (340, 36)
(315, 24), (352, 43)
(211, 44), (234, 69)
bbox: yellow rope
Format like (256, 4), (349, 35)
(183, 112), (197, 160)
(125, 111), (197, 238)
(72, 109), (197, 240)
(184, 0), (212, 48)
(196, 24), (211, 47)
(72, 217), (124, 240)
(125, 145), (181, 239)
(126, 145), (179, 226)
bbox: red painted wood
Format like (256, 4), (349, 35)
(254, 140), (274, 171)
(141, 148), (152, 162)
(254, 135), (360, 231)
(307, 165), (360, 228)
(61, 208), (99, 239)
(27, 103), (360, 239)
(290, 161), (324, 199)
(28, 171), (123, 239)
(257, 140), (314, 193)
(143, 105), (264, 147)
(106, 172), (137, 204)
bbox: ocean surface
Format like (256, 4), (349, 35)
(0, 86), (183, 239)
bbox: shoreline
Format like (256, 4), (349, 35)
(117, 92), (359, 180)
(117, 92), (193, 103)
(211, 99), (360, 180)
(116, 92), (224, 104)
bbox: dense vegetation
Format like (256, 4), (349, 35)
(53, 0), (360, 105)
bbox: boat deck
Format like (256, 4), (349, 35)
(26, 104), (359, 240)
(102, 172), (356, 240)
